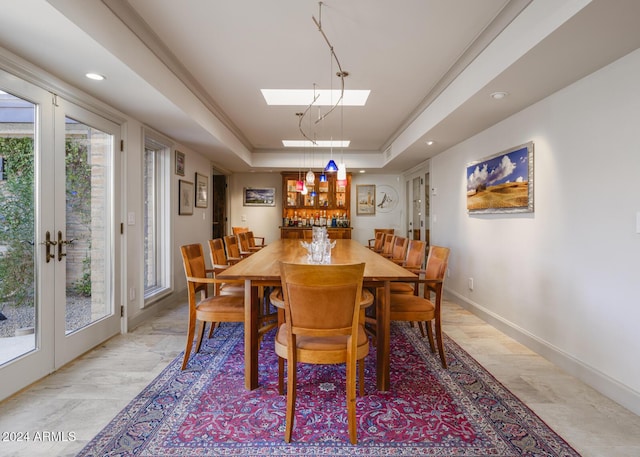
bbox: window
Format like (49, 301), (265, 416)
(143, 134), (171, 302)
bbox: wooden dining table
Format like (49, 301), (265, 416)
(217, 238), (416, 391)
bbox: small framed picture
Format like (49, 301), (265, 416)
(356, 184), (376, 215)
(178, 180), (193, 215)
(195, 172), (208, 208)
(175, 150), (185, 176)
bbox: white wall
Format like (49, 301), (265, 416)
(170, 149), (215, 293)
(351, 173), (405, 244)
(125, 127), (214, 328)
(228, 173), (282, 244)
(431, 48), (640, 414)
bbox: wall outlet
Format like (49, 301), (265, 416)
(468, 278), (474, 291)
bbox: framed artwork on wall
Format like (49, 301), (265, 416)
(356, 184), (376, 215)
(195, 172), (208, 208)
(376, 185), (398, 213)
(466, 142), (534, 214)
(175, 150), (185, 176)
(243, 187), (276, 206)
(178, 180), (193, 215)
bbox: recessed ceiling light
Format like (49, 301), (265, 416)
(359, 170), (366, 173)
(262, 89), (370, 106)
(85, 73), (106, 81)
(283, 140), (350, 148)
(490, 91), (508, 100)
(426, 140), (435, 146)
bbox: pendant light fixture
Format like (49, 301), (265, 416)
(296, 161), (304, 191)
(306, 169), (316, 183)
(325, 138), (338, 173)
(325, 158), (338, 172)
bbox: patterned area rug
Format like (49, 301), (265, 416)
(78, 322), (580, 456)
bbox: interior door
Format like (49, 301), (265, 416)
(0, 72), (121, 400)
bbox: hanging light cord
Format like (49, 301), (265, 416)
(298, 1), (347, 144)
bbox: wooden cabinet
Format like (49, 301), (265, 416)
(281, 172), (351, 238)
(280, 227), (352, 239)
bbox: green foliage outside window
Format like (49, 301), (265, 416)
(0, 137), (92, 306)
(0, 137), (35, 306)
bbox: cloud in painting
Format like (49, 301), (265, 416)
(467, 154), (517, 191)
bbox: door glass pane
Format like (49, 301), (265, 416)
(65, 117), (111, 334)
(412, 177), (421, 240)
(143, 147), (158, 291)
(0, 91), (36, 364)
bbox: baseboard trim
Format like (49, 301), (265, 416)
(446, 288), (640, 417)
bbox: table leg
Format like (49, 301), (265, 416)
(376, 280), (391, 391)
(244, 280), (259, 390)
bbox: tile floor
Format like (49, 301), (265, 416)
(1, 298), (639, 456)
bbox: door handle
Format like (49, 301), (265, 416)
(43, 231), (57, 263)
(57, 231), (75, 261)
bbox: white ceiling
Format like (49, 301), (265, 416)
(1, 0), (639, 174)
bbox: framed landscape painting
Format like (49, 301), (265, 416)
(243, 187), (276, 206)
(466, 142), (534, 214)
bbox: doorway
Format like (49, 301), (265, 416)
(0, 71), (121, 400)
(212, 174), (226, 239)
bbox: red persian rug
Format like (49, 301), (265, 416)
(77, 322), (580, 456)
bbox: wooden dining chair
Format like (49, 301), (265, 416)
(368, 228), (393, 252)
(380, 233), (395, 258)
(367, 231), (385, 252)
(180, 243), (245, 370)
(237, 231), (257, 256)
(223, 234), (247, 260)
(232, 226), (249, 235)
(388, 245), (450, 368)
(275, 262), (369, 444)
(208, 238), (243, 296)
(247, 230), (266, 249)
(390, 239), (427, 295)
(383, 236), (408, 263)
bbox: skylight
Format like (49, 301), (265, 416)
(283, 140), (350, 148)
(261, 89), (370, 106)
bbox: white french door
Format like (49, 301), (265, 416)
(52, 98), (121, 367)
(0, 70), (121, 400)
